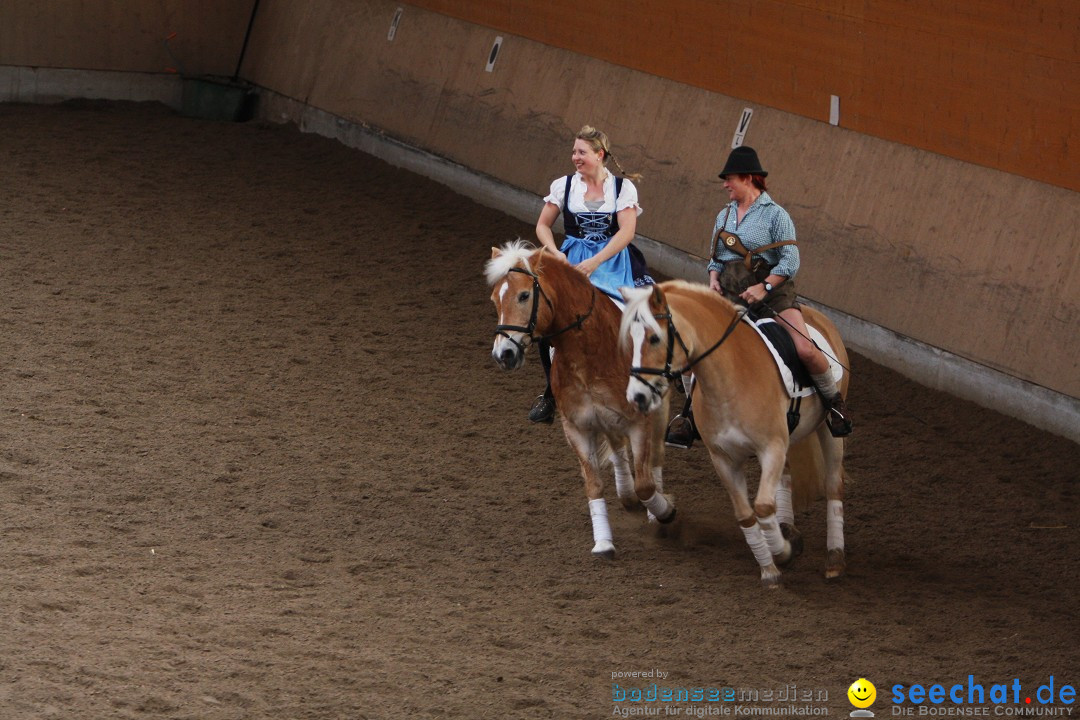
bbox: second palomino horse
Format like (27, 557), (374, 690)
(486, 241), (675, 558)
(620, 282), (849, 586)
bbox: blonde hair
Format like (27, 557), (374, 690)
(576, 125), (643, 183)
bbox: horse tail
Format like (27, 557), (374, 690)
(788, 303), (851, 510)
(787, 434), (825, 512)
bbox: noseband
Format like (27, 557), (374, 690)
(629, 303), (746, 399)
(494, 266), (596, 353)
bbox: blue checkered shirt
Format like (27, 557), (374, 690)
(706, 192), (799, 278)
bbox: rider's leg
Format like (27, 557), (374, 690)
(778, 307), (852, 437)
(665, 373), (697, 449)
(528, 340), (556, 424)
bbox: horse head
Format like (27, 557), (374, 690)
(620, 284), (687, 414)
(486, 241), (556, 371)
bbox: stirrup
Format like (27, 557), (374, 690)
(665, 415), (695, 449)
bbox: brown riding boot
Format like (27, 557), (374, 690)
(665, 415), (694, 449)
(665, 408), (700, 449)
(825, 393), (853, 437)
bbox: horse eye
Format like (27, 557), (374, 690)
(649, 334), (661, 346)
(517, 291), (530, 303)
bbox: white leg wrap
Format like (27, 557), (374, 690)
(776, 474), (794, 526)
(740, 521), (774, 568)
(757, 513), (786, 556)
(827, 499), (844, 551)
(589, 498), (613, 545)
(611, 448), (634, 501)
(643, 492), (672, 521)
(644, 468), (667, 522)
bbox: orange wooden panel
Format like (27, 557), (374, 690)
(404, 0), (1079, 190)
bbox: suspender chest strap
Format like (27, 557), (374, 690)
(709, 207), (797, 270)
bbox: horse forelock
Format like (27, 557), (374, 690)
(618, 286), (662, 347)
(484, 239), (536, 286)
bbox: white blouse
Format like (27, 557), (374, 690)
(543, 171), (642, 217)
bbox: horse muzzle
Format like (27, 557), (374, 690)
(627, 377), (664, 414)
(492, 335), (526, 371)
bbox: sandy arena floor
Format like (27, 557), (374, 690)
(1, 101), (1077, 719)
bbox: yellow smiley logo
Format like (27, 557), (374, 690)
(848, 678), (876, 708)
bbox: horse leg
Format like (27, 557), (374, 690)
(817, 424), (847, 578)
(629, 424), (675, 524)
(775, 472), (804, 560)
(609, 440), (640, 511)
(708, 449), (781, 587)
(564, 426), (617, 558)
(753, 445), (795, 569)
(646, 389), (673, 524)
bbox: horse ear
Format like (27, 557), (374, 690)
(491, 246), (501, 259)
(650, 284), (665, 306)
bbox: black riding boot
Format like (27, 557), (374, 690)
(528, 340), (556, 424)
(665, 378), (699, 449)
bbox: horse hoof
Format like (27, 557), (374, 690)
(656, 506), (677, 525)
(773, 541), (795, 568)
(591, 541), (616, 559)
(760, 566), (783, 589)
(780, 523), (804, 559)
(619, 496), (644, 512)
(825, 548), (846, 579)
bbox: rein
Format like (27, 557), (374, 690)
(630, 301), (748, 398)
(494, 266), (596, 352)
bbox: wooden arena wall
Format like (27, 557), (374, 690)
(239, 0), (1080, 400)
(1, 0), (1077, 405)
(0, 1), (257, 78)
(403, 0), (1079, 195)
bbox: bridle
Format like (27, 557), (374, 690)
(629, 301), (746, 400)
(494, 266), (596, 353)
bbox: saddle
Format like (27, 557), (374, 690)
(741, 314), (843, 434)
(748, 316), (813, 395)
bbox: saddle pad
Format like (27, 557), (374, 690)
(743, 315), (844, 399)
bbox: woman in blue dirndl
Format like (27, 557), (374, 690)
(527, 125), (654, 424)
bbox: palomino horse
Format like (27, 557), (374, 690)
(620, 282), (849, 586)
(486, 241), (676, 558)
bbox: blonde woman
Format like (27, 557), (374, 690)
(528, 125), (654, 424)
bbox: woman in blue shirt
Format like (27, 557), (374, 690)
(527, 125), (653, 424)
(666, 146), (852, 445)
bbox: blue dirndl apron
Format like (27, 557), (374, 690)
(558, 175), (653, 301)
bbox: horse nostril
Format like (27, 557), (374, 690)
(500, 348), (517, 365)
(633, 393), (648, 410)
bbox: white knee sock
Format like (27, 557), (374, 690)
(811, 371), (838, 399)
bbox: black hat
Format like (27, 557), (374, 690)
(718, 146), (768, 178)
